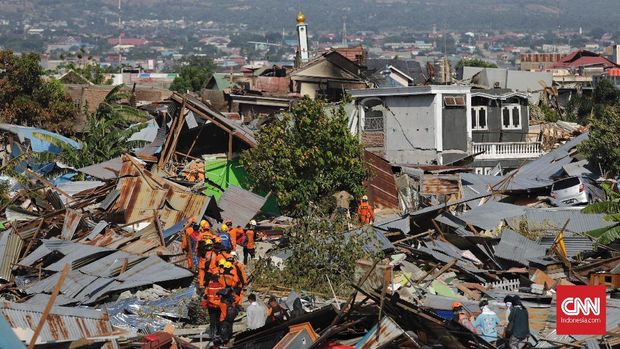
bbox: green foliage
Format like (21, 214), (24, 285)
(578, 105), (620, 176)
(252, 212), (382, 296)
(0, 180), (10, 208)
(241, 97), (369, 217)
(41, 85), (147, 169)
(0, 50), (78, 134)
(169, 56), (216, 93)
(63, 62), (113, 85)
(455, 58), (498, 72)
(582, 183), (620, 245)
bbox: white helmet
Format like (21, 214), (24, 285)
(249, 220), (257, 226)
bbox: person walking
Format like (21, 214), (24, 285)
(201, 277), (224, 339)
(473, 299), (500, 345)
(505, 295), (530, 349)
(242, 220), (257, 264)
(452, 301), (477, 333)
(246, 293), (266, 330)
(357, 195), (375, 224)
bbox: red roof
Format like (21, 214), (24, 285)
(551, 50), (617, 69)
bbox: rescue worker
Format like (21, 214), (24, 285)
(228, 224), (244, 251)
(357, 195), (375, 224)
(243, 220), (257, 264)
(226, 252), (247, 306)
(200, 219), (214, 237)
(181, 219), (200, 270)
(201, 276), (224, 338)
(218, 223), (233, 252)
(266, 296), (289, 324)
(452, 301), (477, 334)
(217, 286), (237, 343)
(219, 261), (241, 307)
(197, 239), (217, 289)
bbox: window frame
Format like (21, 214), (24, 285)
(501, 103), (521, 130)
(471, 106), (488, 131)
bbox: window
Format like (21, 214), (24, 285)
(443, 95), (466, 107)
(501, 104), (521, 129)
(471, 106), (488, 130)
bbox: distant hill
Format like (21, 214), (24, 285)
(5, 0), (620, 32)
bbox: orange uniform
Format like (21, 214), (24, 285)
(229, 226), (243, 250)
(245, 229), (255, 249)
(181, 225), (198, 269)
(219, 271), (241, 307)
(198, 249), (218, 288)
(357, 201), (375, 224)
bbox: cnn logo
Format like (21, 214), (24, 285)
(556, 285), (606, 335)
(560, 297), (600, 316)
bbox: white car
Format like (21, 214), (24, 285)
(550, 176), (606, 207)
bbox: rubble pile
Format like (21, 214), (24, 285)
(0, 92), (617, 349)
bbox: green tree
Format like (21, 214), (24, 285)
(241, 98), (369, 216)
(579, 105), (620, 176)
(169, 56), (216, 93)
(42, 85), (147, 169)
(0, 50), (78, 134)
(63, 62), (113, 85)
(582, 183), (620, 245)
(252, 211), (381, 296)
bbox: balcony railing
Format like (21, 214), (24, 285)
(472, 141), (543, 160)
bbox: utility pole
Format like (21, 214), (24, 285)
(118, 0), (122, 66)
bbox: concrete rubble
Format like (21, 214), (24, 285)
(0, 92), (617, 349)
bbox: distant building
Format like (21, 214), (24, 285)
(296, 11), (309, 63)
(349, 86), (540, 172)
(550, 50), (618, 71)
(520, 53), (564, 71)
(291, 50), (368, 102)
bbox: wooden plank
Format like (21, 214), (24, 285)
(28, 264), (70, 349)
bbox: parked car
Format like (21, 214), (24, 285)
(550, 176), (606, 207)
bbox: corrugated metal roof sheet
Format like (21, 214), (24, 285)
(0, 314), (26, 349)
(85, 221), (109, 241)
(493, 229), (547, 265)
(421, 174), (460, 196)
(78, 157), (123, 180)
(375, 215), (410, 233)
(364, 150), (399, 209)
(346, 226), (394, 253)
(0, 302), (113, 344)
(218, 185), (266, 227)
(512, 133), (589, 182)
(456, 202), (526, 231)
(0, 229), (23, 282)
(98, 190), (120, 210)
(505, 207), (616, 234)
(61, 209), (82, 240)
(539, 235), (594, 257)
(56, 181), (105, 197)
(112, 155), (209, 229)
(44, 242), (114, 272)
(172, 94), (257, 147)
(108, 256), (193, 292)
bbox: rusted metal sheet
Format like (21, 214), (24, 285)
(354, 316), (405, 349)
(254, 77), (290, 94)
(111, 155), (209, 229)
(61, 209), (82, 240)
(0, 302), (113, 344)
(0, 229), (23, 282)
(363, 150), (398, 209)
(420, 174), (461, 196)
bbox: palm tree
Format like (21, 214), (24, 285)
(39, 85), (148, 169)
(582, 183), (620, 245)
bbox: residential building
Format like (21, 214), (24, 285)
(290, 50), (368, 101)
(463, 67), (552, 104)
(349, 86), (540, 173)
(519, 53), (564, 71)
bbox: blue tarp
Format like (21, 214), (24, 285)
(0, 123), (81, 153)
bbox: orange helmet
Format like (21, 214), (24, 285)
(452, 301), (463, 309)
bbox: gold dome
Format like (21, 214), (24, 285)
(296, 11), (305, 24)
